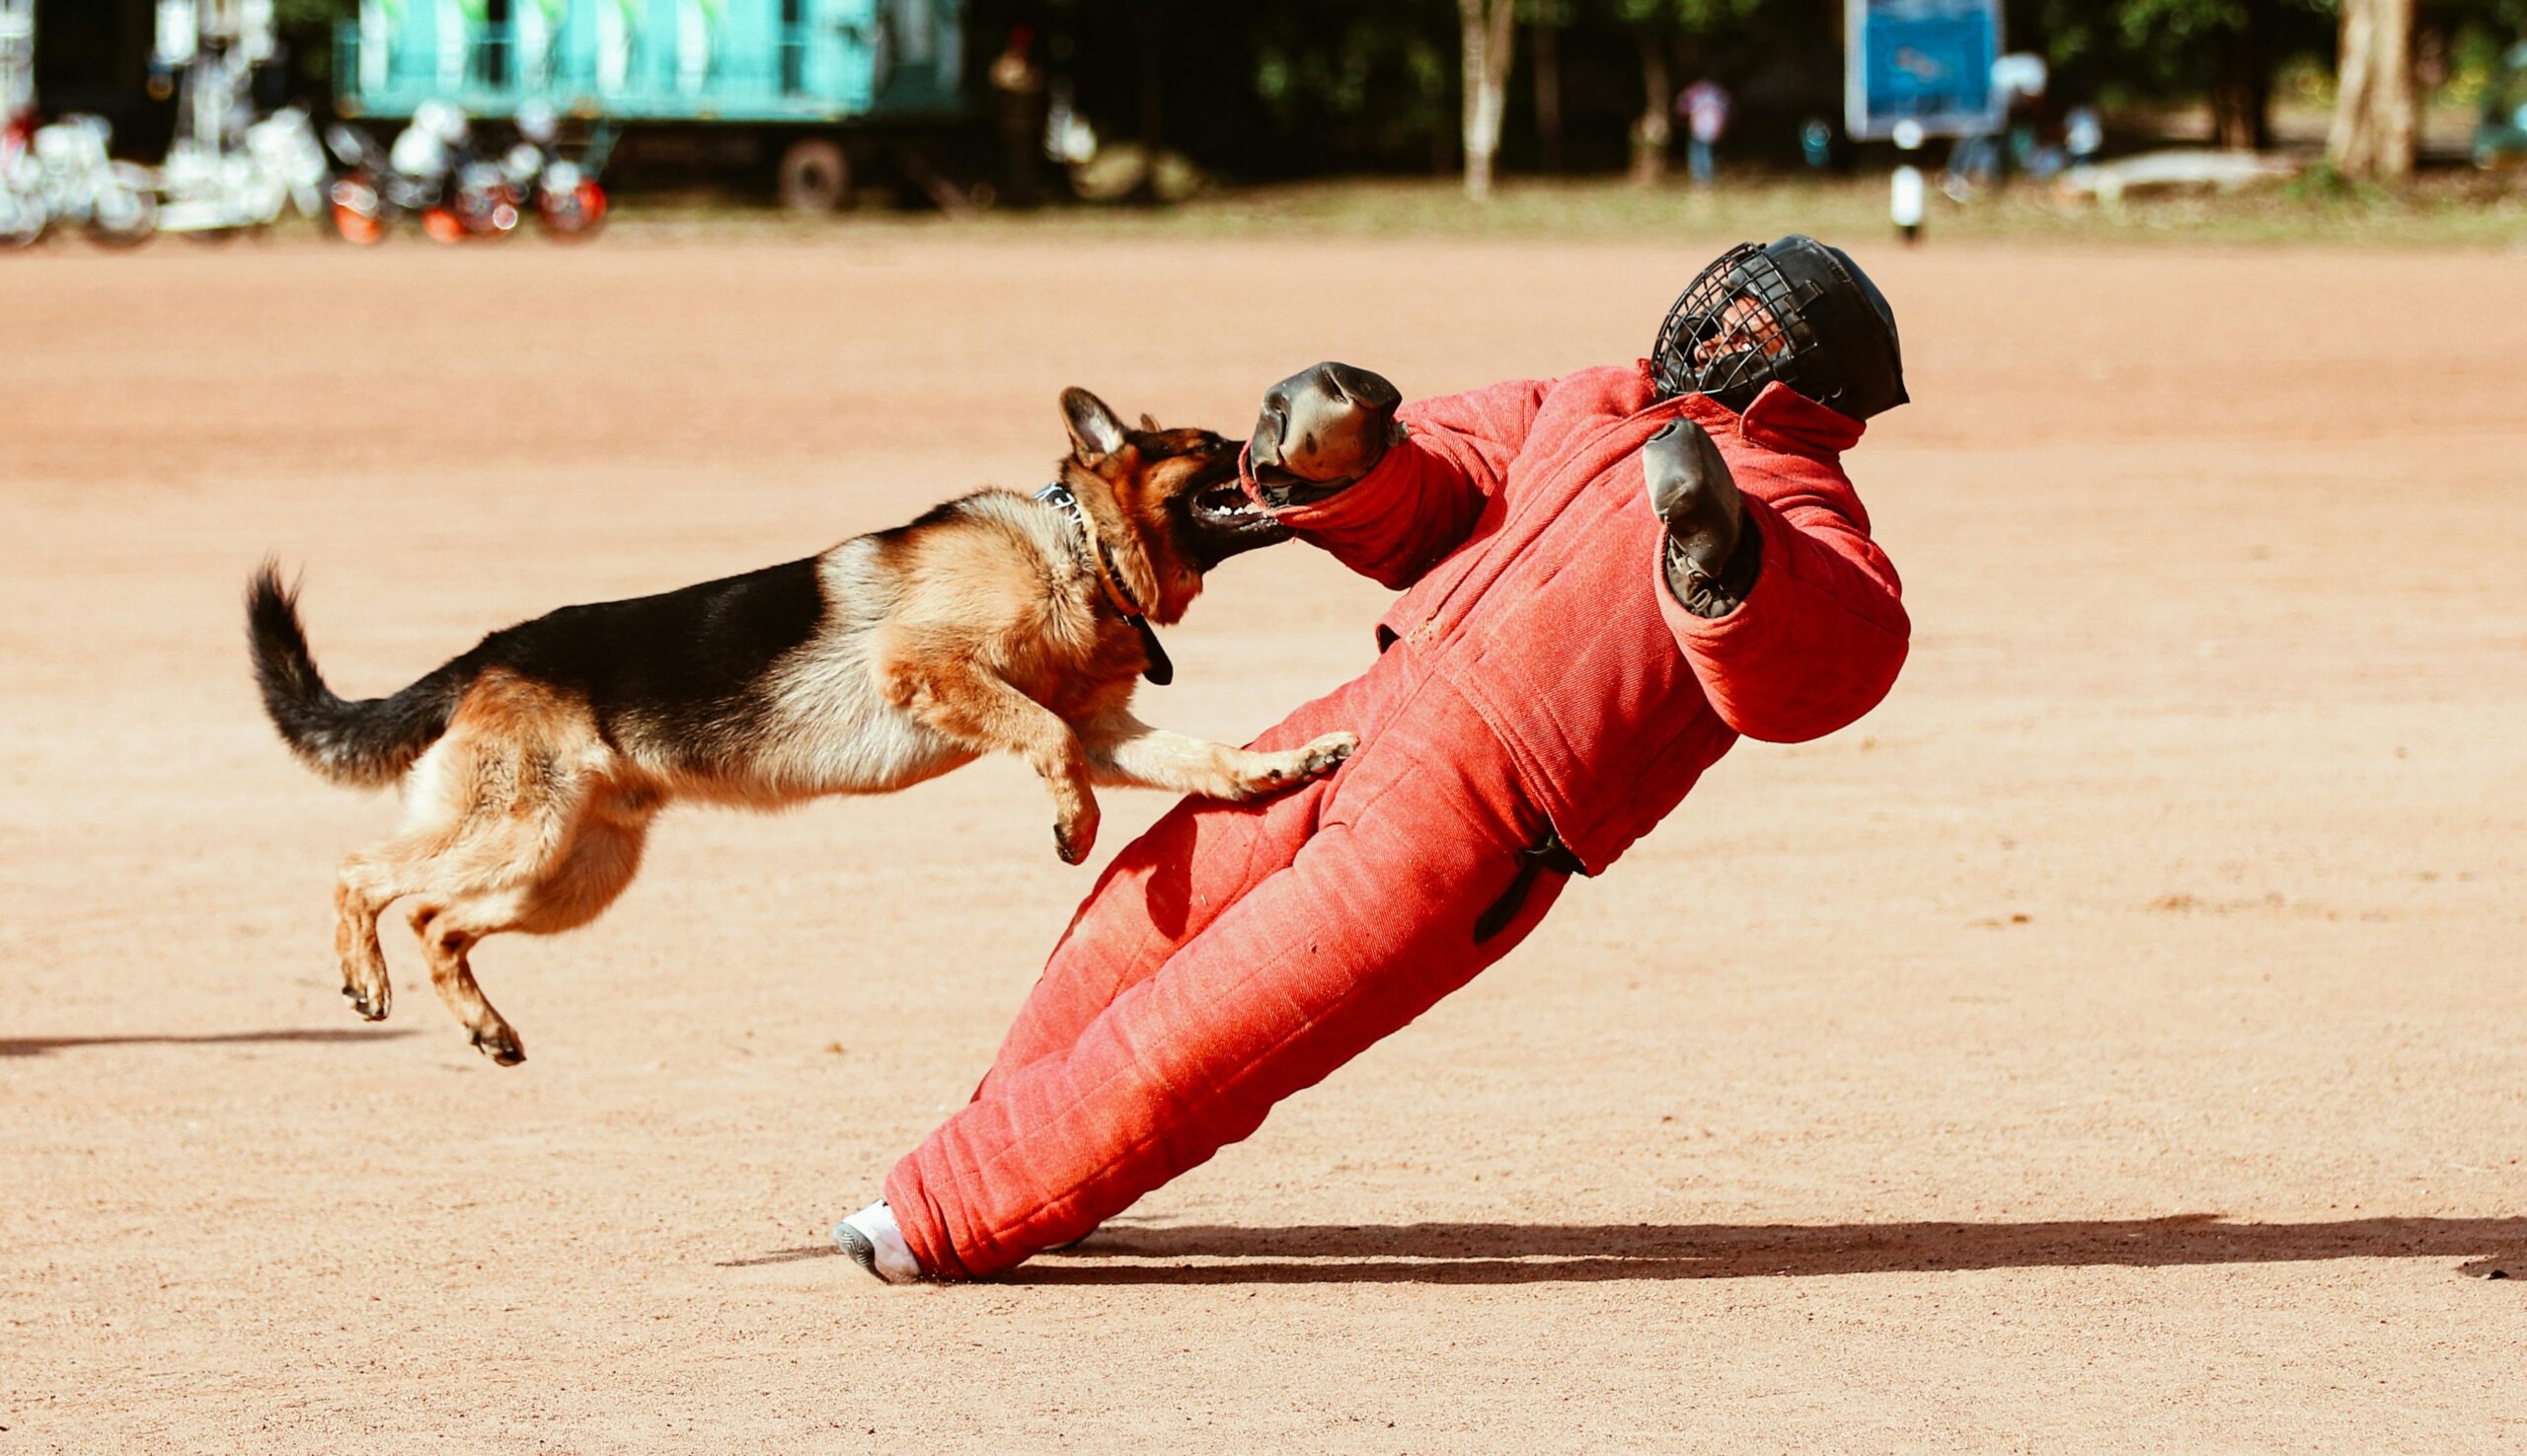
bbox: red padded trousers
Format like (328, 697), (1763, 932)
(884, 643), (1569, 1279)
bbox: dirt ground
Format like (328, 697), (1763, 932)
(2, 230), (2522, 1454)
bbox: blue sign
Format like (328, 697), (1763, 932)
(1846, 0), (2003, 141)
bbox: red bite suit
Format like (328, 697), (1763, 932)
(884, 363), (1910, 1279)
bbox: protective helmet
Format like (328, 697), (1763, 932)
(1650, 235), (1909, 420)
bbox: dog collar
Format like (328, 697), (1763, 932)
(1034, 482), (1174, 687)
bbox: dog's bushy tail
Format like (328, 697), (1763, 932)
(246, 562), (470, 789)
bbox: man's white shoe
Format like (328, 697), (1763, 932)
(833, 1200), (925, 1285)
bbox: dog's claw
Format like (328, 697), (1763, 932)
(343, 981), (390, 1022)
(1237, 731), (1362, 798)
(1300, 731), (1358, 779)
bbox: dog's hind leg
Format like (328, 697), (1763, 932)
(334, 854), (399, 1021)
(333, 827), (453, 1022)
(407, 801), (651, 1066)
(402, 837), (546, 1066)
(328, 721), (485, 1023)
(378, 678), (629, 1063)
(406, 903), (520, 1063)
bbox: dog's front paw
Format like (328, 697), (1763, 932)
(1235, 730), (1360, 798)
(1053, 808), (1100, 865)
(1296, 731), (1359, 779)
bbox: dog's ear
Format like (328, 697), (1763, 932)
(1061, 388), (1131, 462)
(1139, 413), (1160, 431)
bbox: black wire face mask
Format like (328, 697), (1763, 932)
(1650, 236), (1910, 421)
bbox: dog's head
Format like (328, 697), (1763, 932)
(1055, 387), (1290, 626)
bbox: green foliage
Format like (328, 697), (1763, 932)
(268, 0), (355, 95)
(2283, 155), (2356, 197)
(1249, 3), (1455, 158)
(2434, 0), (2527, 109)
(270, 0), (356, 29)
(1606, 0), (1761, 30)
(2013, 0), (2335, 99)
(2113, 0), (2255, 45)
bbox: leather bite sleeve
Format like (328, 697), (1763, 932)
(1255, 375), (1553, 590)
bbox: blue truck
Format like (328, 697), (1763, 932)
(336, 0), (966, 208)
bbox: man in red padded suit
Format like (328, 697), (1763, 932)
(836, 236), (1913, 1282)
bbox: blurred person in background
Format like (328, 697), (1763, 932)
(1800, 115), (1836, 171)
(989, 24), (1045, 207)
(1679, 78), (1731, 186)
(1946, 52), (2047, 200)
(2065, 105), (2104, 169)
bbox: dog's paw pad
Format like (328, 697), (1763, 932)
(1302, 732), (1359, 776)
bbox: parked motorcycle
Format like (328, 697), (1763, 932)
(499, 103), (609, 239)
(404, 101), (524, 243)
(11, 115), (156, 248)
(157, 105), (329, 238)
(0, 110), (42, 248)
(440, 152), (523, 241)
(330, 102), (525, 245)
(329, 103), (470, 244)
(324, 120), (417, 244)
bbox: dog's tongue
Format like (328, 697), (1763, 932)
(1235, 442), (1274, 509)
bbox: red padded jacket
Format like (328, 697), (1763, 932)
(1253, 363), (1909, 874)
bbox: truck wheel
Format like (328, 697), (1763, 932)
(778, 137), (850, 213)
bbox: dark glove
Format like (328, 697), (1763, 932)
(1644, 418), (1762, 619)
(1248, 361), (1405, 506)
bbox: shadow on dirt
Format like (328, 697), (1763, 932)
(0, 1029), (415, 1057)
(990, 1215), (2527, 1285)
(720, 1244), (846, 1267)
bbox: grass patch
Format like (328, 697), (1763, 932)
(617, 170), (2527, 251)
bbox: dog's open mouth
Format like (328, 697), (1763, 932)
(1189, 468), (1289, 539)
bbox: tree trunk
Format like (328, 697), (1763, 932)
(2328, 0), (2417, 181)
(1533, 13), (1563, 175)
(1629, 29), (1671, 187)
(1458, 0), (1515, 201)
(2210, 0), (2272, 151)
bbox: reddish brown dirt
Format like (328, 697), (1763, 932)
(2, 233), (2522, 1454)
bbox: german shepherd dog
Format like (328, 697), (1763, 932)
(247, 388), (1354, 1065)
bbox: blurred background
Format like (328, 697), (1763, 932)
(4, 0), (2525, 248)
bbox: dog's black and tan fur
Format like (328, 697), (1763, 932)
(248, 389), (1353, 1065)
